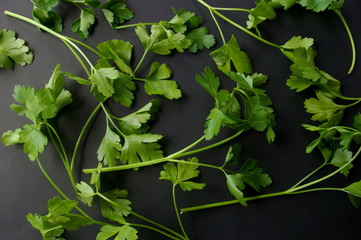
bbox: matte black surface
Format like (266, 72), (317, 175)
(1, 0), (361, 239)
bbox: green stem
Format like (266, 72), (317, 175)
(181, 187), (343, 213)
(211, 7), (250, 12)
(173, 130), (244, 159)
(70, 103), (102, 171)
(45, 122), (77, 191)
(36, 158), (94, 220)
(97, 192), (186, 240)
(172, 185), (189, 240)
(167, 136), (205, 159)
(208, 7), (226, 45)
(289, 162), (327, 190)
(82, 130), (243, 174)
(333, 9), (356, 74)
(196, 0), (282, 50)
(181, 145), (361, 213)
(4, 11), (95, 73)
(133, 49), (149, 75)
(130, 223), (184, 240)
(116, 22), (157, 30)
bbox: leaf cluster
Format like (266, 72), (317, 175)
(197, 36), (276, 143)
(223, 144), (272, 206)
(303, 113), (361, 177)
(26, 196), (91, 240)
(1, 64), (72, 160)
(31, 0), (133, 39)
(282, 36), (360, 127)
(135, 8), (216, 54)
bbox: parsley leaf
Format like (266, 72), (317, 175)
(299, 0), (336, 12)
(120, 133), (163, 165)
(71, 8), (96, 40)
(97, 39), (134, 76)
(76, 181), (96, 206)
(143, 62), (182, 100)
(247, 0), (276, 34)
(99, 189), (132, 222)
(26, 196), (91, 239)
(344, 180), (361, 208)
(210, 35), (253, 76)
(97, 225), (138, 240)
(97, 126), (123, 167)
(32, 6), (63, 33)
(100, 0), (134, 29)
(160, 157), (206, 191)
(223, 145), (272, 206)
(0, 29), (33, 69)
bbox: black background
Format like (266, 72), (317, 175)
(1, 0), (361, 239)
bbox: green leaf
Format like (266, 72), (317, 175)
(97, 126), (123, 167)
(210, 35), (253, 76)
(96, 225), (138, 240)
(100, 0), (134, 28)
(344, 180), (361, 208)
(84, 0), (101, 8)
(353, 113), (361, 132)
(76, 181), (95, 206)
(120, 133), (163, 165)
(1, 128), (21, 146)
(100, 189), (132, 222)
(19, 124), (48, 161)
(33, 0), (59, 11)
(226, 173), (247, 206)
(118, 100), (159, 135)
(32, 7), (63, 33)
(299, 0), (336, 12)
(144, 62), (181, 99)
(62, 71), (91, 85)
(282, 36), (314, 50)
(246, 0), (276, 31)
(97, 39), (133, 76)
(204, 108), (235, 140)
(90, 67), (120, 98)
(113, 72), (136, 108)
(223, 144), (242, 167)
(160, 158), (206, 191)
(0, 29), (33, 69)
(71, 8), (96, 40)
(304, 91), (345, 126)
(185, 27), (215, 53)
(47, 196), (78, 216)
(330, 149), (353, 177)
(196, 66), (220, 100)
(238, 158), (272, 191)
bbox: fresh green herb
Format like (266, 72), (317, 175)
(30, 0), (133, 39)
(0, 29), (33, 69)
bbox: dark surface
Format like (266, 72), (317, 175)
(1, 0), (361, 239)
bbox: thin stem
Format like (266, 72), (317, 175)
(4, 11), (95, 73)
(82, 130), (243, 174)
(97, 192), (186, 240)
(173, 130), (244, 159)
(208, 8), (226, 45)
(172, 185), (189, 240)
(116, 22), (157, 30)
(37, 158), (94, 220)
(130, 223), (184, 240)
(211, 7), (250, 12)
(180, 187), (344, 213)
(45, 122), (77, 191)
(196, 0), (282, 50)
(133, 49), (149, 75)
(62, 39), (91, 77)
(290, 145), (361, 193)
(70, 103), (102, 171)
(64, 36), (100, 56)
(333, 10), (356, 74)
(167, 136), (205, 159)
(289, 162), (327, 190)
